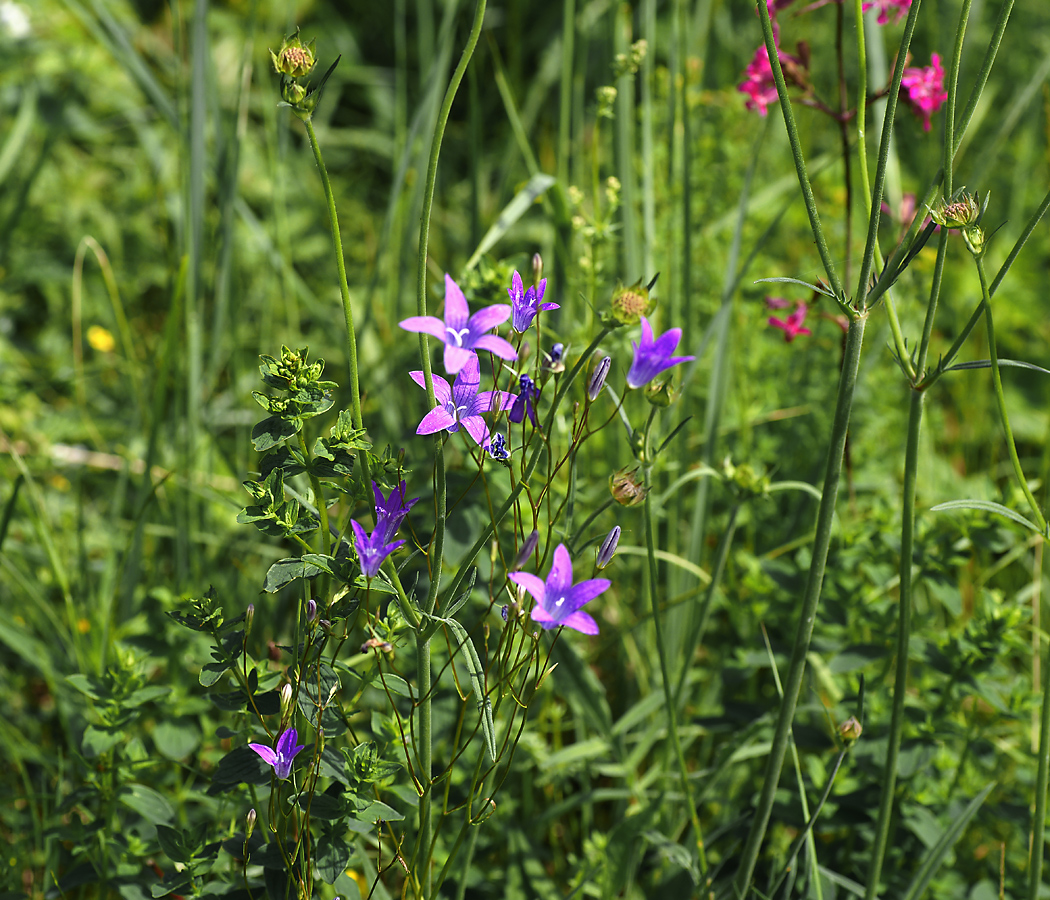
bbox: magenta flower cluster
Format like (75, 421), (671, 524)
(738, 0), (946, 134)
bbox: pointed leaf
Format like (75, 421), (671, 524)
(930, 499), (1042, 535)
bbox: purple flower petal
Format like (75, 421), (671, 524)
(399, 315), (448, 341)
(460, 415), (490, 446)
(248, 743), (277, 767)
(564, 577), (612, 611)
(444, 345), (475, 374)
(545, 544), (573, 594)
(473, 334), (518, 360)
(410, 370), (453, 404)
(417, 406), (457, 435)
(530, 604), (557, 627)
(468, 304), (512, 335)
(560, 609), (600, 635)
(443, 273), (470, 328)
(508, 571), (546, 603)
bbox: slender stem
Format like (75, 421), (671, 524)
(303, 118), (364, 434)
(864, 388), (923, 899)
(641, 414), (707, 877)
(977, 257), (1047, 533)
(756, 4), (842, 302)
(1029, 632), (1050, 900)
(410, 4), (487, 894)
(733, 316), (867, 895)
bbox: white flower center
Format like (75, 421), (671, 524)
(446, 326), (471, 347)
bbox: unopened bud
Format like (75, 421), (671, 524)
(544, 343), (565, 374)
(280, 682), (294, 719)
(839, 716), (863, 745)
(962, 225), (986, 258)
(610, 467), (648, 507)
(644, 378), (675, 407)
(514, 530), (540, 570)
(532, 253), (543, 286)
(245, 604), (255, 636)
(245, 808), (257, 839)
(595, 526), (620, 570)
(587, 356), (612, 402)
(270, 31), (317, 79)
(930, 191), (980, 229)
(306, 599), (317, 623)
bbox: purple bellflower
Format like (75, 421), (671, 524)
(410, 353), (513, 446)
(249, 728), (305, 780)
(373, 480), (418, 545)
(400, 273), (517, 374)
(508, 270), (558, 333)
(487, 432), (510, 460)
(626, 316), (695, 389)
(509, 374), (538, 426)
(508, 543), (610, 635)
(351, 519), (405, 578)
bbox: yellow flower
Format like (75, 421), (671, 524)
(87, 325), (115, 353)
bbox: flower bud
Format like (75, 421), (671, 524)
(962, 225), (986, 258)
(532, 253), (543, 287)
(610, 467), (648, 507)
(306, 599), (317, 623)
(281, 80), (307, 107)
(270, 31), (317, 79)
(514, 530), (540, 570)
(595, 526), (620, 570)
(245, 604), (255, 636)
(587, 356), (612, 402)
(544, 343), (565, 374)
(930, 191), (980, 229)
(500, 604), (509, 622)
(839, 716), (863, 745)
(607, 278), (657, 326)
(245, 808), (257, 839)
(644, 378), (675, 407)
(280, 682), (294, 720)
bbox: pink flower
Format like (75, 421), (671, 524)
(738, 28), (802, 117)
(900, 53), (948, 132)
(769, 303), (812, 343)
(862, 0), (911, 25)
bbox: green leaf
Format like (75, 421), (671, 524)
(251, 415), (299, 452)
(155, 824), (193, 863)
(900, 782), (995, 900)
(314, 829), (352, 885)
(437, 617), (496, 762)
(199, 660), (230, 688)
(357, 800), (404, 824)
(82, 724), (123, 758)
(210, 745), (270, 789)
(930, 499), (1042, 535)
(264, 557), (328, 592)
(152, 718), (201, 761)
(300, 788), (346, 820)
(66, 673), (107, 701)
(463, 173), (556, 271)
(119, 784), (175, 825)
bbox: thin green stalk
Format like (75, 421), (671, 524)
(863, 388), (924, 899)
(614, 2), (638, 280)
(733, 316), (867, 896)
(410, 3), (487, 894)
(641, 415), (707, 877)
(976, 257), (1047, 533)
(302, 118), (364, 435)
(756, 4), (842, 301)
(1029, 630), (1050, 899)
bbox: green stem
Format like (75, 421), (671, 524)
(641, 413), (707, 877)
(410, 2), (487, 894)
(733, 315), (867, 895)
(1030, 630), (1050, 900)
(977, 256), (1047, 533)
(864, 387), (924, 899)
(302, 118), (364, 435)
